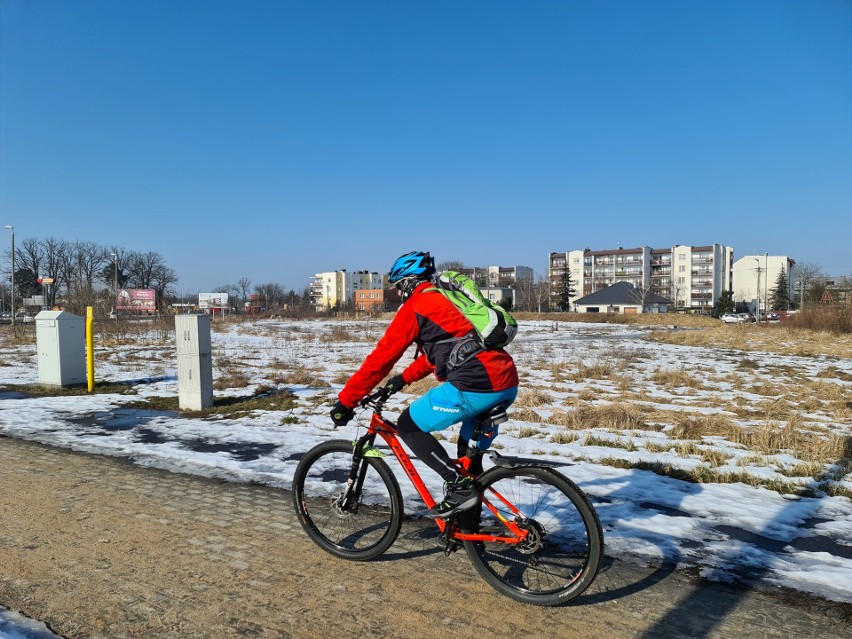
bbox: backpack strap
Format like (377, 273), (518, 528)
(436, 332), (485, 370)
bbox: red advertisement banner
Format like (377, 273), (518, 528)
(116, 289), (156, 311)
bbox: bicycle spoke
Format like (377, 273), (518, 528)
(293, 441), (403, 561)
(464, 466), (603, 605)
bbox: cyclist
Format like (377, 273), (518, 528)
(330, 250), (519, 519)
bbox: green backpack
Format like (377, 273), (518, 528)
(429, 271), (518, 349)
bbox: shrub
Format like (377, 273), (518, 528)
(787, 306), (852, 335)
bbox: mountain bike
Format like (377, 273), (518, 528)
(292, 388), (604, 606)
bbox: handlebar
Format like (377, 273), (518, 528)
(359, 386), (393, 410)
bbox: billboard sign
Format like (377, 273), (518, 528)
(198, 293), (229, 309)
(116, 289), (156, 312)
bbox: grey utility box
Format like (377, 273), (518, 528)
(175, 314), (214, 410)
(35, 310), (87, 386)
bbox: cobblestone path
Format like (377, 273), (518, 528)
(0, 436), (849, 638)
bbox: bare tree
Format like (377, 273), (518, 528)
(41, 237), (69, 307)
(15, 238), (43, 283)
(513, 276), (536, 312)
(74, 241), (109, 293)
(531, 274), (551, 313)
(237, 277), (252, 310)
(670, 276), (687, 310)
(254, 282), (286, 310)
(437, 259), (466, 272)
(792, 261), (824, 308)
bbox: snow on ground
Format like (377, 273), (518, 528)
(1, 318), (851, 617)
(0, 605), (60, 639)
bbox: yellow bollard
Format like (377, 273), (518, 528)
(86, 306), (95, 393)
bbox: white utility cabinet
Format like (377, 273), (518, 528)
(175, 314), (213, 410)
(35, 310), (87, 386)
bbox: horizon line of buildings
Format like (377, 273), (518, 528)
(308, 243), (824, 314)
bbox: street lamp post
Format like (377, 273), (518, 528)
(754, 258), (761, 323)
(4, 225), (13, 330)
(764, 252), (769, 317)
(110, 252), (118, 320)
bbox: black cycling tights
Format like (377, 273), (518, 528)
(396, 408), (458, 482)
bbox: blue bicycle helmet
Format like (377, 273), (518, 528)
(389, 251), (435, 302)
(388, 251), (435, 284)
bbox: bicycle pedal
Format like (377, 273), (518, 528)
(441, 522), (461, 555)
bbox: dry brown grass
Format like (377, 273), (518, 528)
(816, 366), (852, 382)
(510, 407), (543, 423)
(734, 423), (850, 464)
(651, 368), (703, 389)
(788, 306), (852, 334)
(266, 364), (331, 388)
(513, 389), (553, 408)
(514, 311), (719, 329)
(748, 380), (784, 397)
(405, 376), (441, 394)
(668, 413), (742, 440)
(568, 359), (617, 381)
(549, 430), (579, 444)
(646, 323), (852, 358)
(214, 367), (251, 390)
(545, 403), (647, 431)
(0, 327), (36, 347)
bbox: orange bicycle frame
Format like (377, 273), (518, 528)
(365, 411), (529, 544)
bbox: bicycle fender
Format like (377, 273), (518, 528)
(483, 450), (571, 469)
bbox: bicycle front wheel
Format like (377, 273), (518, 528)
(292, 439), (403, 561)
(463, 466), (603, 606)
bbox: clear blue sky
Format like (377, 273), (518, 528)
(1, 0), (850, 294)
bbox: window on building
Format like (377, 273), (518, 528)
(679, 265), (685, 272)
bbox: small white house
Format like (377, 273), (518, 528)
(573, 282), (670, 314)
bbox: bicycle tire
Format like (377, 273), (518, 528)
(462, 465), (603, 606)
(292, 439), (403, 561)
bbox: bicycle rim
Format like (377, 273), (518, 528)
(293, 440), (403, 561)
(463, 466), (603, 606)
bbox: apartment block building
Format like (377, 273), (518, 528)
(309, 270), (387, 312)
(731, 254), (795, 314)
(353, 287), (401, 313)
(550, 244), (733, 310)
(454, 265), (534, 288)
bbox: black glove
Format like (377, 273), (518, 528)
(383, 374), (406, 395)
(330, 400), (355, 427)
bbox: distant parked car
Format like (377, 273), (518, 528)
(766, 312), (780, 322)
(741, 313), (756, 323)
(721, 313), (746, 324)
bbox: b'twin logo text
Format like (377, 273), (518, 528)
(432, 406), (460, 414)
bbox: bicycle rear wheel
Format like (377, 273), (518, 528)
(292, 439), (403, 561)
(463, 466), (603, 606)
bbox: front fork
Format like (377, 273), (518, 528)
(337, 431), (377, 512)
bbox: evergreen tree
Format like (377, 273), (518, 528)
(769, 268), (790, 311)
(556, 267), (576, 312)
(713, 290), (735, 316)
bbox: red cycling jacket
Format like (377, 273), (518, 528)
(338, 281), (519, 408)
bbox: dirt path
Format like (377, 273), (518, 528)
(0, 436), (849, 639)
